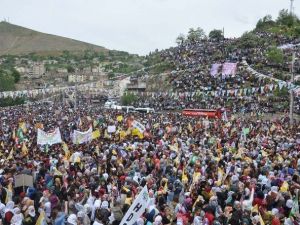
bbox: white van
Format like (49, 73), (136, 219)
(104, 100), (117, 109)
(134, 107), (155, 113)
(121, 106), (135, 113)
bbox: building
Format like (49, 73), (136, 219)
(68, 74), (85, 83)
(126, 76), (146, 91)
(28, 63), (45, 76)
(57, 68), (68, 73)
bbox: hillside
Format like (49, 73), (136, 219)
(0, 21), (108, 56)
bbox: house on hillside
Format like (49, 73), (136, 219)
(126, 76), (146, 92)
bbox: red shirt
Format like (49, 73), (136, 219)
(205, 212), (214, 225)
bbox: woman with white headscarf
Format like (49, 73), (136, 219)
(3, 201), (14, 225)
(11, 207), (24, 225)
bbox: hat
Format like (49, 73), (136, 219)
(272, 208), (279, 216)
(67, 214), (77, 225)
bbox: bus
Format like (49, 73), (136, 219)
(182, 109), (222, 119)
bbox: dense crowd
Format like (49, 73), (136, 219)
(151, 31), (300, 113)
(0, 102), (299, 225)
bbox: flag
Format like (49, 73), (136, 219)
(37, 128), (62, 146)
(19, 122), (27, 133)
(62, 142), (70, 160)
(72, 127), (92, 144)
(131, 120), (146, 133)
(93, 120), (99, 127)
(35, 210), (45, 225)
(132, 128), (143, 139)
(182, 168), (188, 184)
(17, 128), (24, 142)
(192, 171), (201, 184)
(7, 148), (14, 160)
(259, 212), (265, 225)
(22, 142), (28, 156)
(120, 130), (127, 141)
(119, 186), (149, 225)
(117, 115), (123, 122)
(92, 129), (101, 139)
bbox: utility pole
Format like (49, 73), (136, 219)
(74, 72), (78, 110)
(289, 51), (295, 125)
(290, 0), (294, 15)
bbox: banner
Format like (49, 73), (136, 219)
(132, 120), (146, 134)
(120, 185), (149, 225)
(222, 62), (237, 78)
(37, 128), (62, 146)
(108, 125), (116, 133)
(72, 127), (92, 144)
(210, 63), (222, 77)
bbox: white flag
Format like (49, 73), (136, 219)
(132, 120), (146, 133)
(37, 128), (62, 146)
(120, 186), (149, 225)
(72, 127), (93, 144)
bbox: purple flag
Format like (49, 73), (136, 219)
(210, 63), (222, 77)
(222, 63), (237, 78)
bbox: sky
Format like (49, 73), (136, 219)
(1, 0), (300, 55)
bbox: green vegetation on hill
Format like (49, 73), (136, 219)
(0, 21), (108, 56)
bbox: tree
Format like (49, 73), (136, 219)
(277, 9), (299, 27)
(238, 32), (261, 48)
(176, 33), (186, 45)
(0, 70), (15, 91)
(256, 15), (275, 30)
(11, 68), (20, 83)
(266, 46), (284, 65)
(209, 29), (223, 41)
(121, 93), (137, 105)
(187, 27), (206, 43)
(67, 65), (75, 73)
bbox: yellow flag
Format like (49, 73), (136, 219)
(120, 130), (127, 140)
(259, 213), (265, 225)
(19, 122), (27, 133)
(92, 129), (101, 140)
(93, 120), (98, 127)
(251, 204), (259, 214)
(22, 142), (28, 156)
(7, 148), (14, 160)
(35, 210), (45, 225)
(132, 128), (143, 139)
(182, 168), (188, 184)
(192, 171), (201, 184)
(117, 115), (123, 122)
(62, 142), (70, 160)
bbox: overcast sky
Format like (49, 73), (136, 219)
(1, 0), (299, 55)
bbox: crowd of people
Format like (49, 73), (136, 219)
(151, 31), (300, 113)
(0, 101), (299, 225)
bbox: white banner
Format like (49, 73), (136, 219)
(107, 125), (116, 133)
(72, 127), (92, 144)
(37, 128), (62, 146)
(132, 120), (146, 133)
(120, 185), (149, 225)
